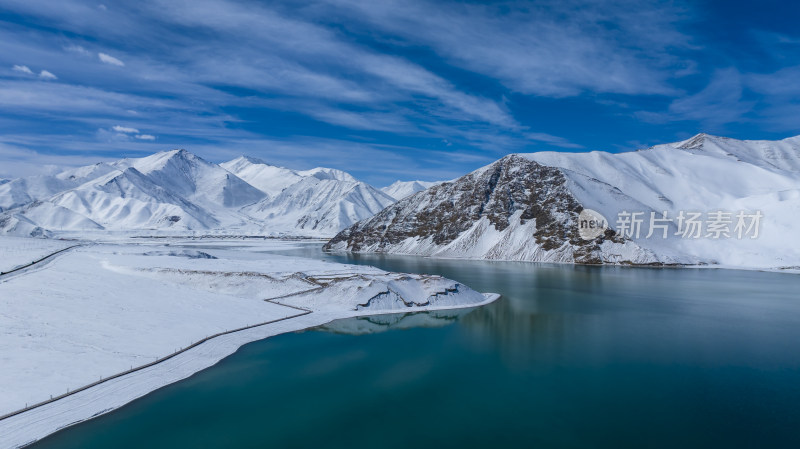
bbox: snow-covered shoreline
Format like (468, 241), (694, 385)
(0, 296), (498, 449)
(0, 237), (498, 449)
(323, 246), (800, 275)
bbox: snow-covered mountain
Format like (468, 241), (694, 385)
(0, 150), (264, 234)
(297, 166), (358, 182)
(325, 134), (800, 269)
(0, 150), (394, 237)
(221, 155), (395, 236)
(381, 180), (441, 200)
(220, 156), (362, 197)
(220, 156), (304, 198)
(241, 170), (395, 236)
(0, 162), (121, 212)
(128, 150), (265, 209)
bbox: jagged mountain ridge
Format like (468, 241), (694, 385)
(222, 156), (395, 235)
(0, 149), (394, 237)
(326, 134), (800, 268)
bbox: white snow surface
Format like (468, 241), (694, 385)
(1, 151), (396, 238)
(0, 237), (496, 448)
(0, 236), (74, 272)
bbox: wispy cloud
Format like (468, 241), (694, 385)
(321, 0), (691, 97)
(0, 0), (520, 151)
(12, 65), (34, 75)
(12, 65), (57, 80)
(634, 67), (800, 131)
(64, 45), (91, 56)
(745, 65), (800, 131)
(96, 126), (157, 143)
(112, 125), (139, 133)
(665, 69), (754, 126)
(98, 52), (124, 66)
(0, 0), (798, 184)
(150, 0), (517, 128)
(38, 70), (57, 80)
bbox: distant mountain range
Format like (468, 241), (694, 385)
(6, 134), (799, 269)
(326, 134), (800, 269)
(0, 150), (420, 237)
(380, 180), (442, 200)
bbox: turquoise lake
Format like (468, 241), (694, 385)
(30, 244), (800, 448)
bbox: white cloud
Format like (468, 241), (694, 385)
(12, 66), (57, 80)
(98, 52), (124, 66)
(39, 70), (57, 80)
(102, 127), (155, 142)
(97, 128), (135, 142)
(112, 125), (139, 133)
(12, 65), (34, 75)
(65, 44), (91, 56)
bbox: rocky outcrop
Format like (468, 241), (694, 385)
(324, 155), (657, 264)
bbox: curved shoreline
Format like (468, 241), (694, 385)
(0, 308), (312, 422)
(0, 294), (499, 449)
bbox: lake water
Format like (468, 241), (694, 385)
(31, 244), (800, 448)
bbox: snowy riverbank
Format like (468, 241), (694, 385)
(0, 237), (498, 449)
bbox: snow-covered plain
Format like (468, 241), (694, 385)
(0, 236), (75, 273)
(0, 237), (497, 448)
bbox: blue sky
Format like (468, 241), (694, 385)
(1, 0), (799, 186)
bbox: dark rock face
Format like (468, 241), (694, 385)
(324, 155), (621, 263)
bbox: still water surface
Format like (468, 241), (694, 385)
(32, 244), (800, 448)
